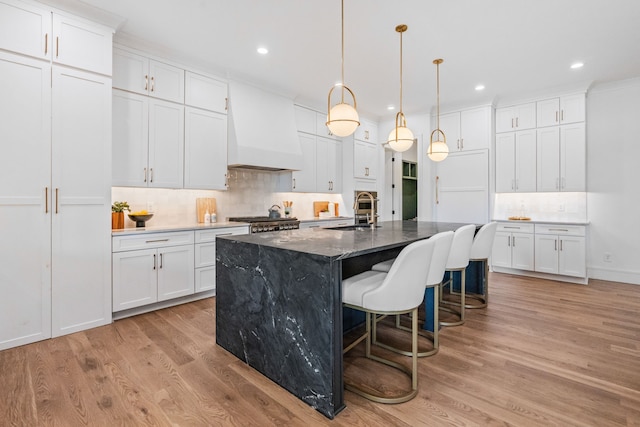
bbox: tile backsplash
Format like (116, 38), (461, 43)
(493, 192), (587, 222)
(112, 169), (346, 228)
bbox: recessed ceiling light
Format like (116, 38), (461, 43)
(257, 47), (268, 55)
(571, 62), (584, 69)
(475, 84), (485, 91)
(387, 105), (395, 111)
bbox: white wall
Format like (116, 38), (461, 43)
(586, 78), (640, 284)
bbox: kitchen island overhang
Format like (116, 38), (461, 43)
(215, 221), (478, 418)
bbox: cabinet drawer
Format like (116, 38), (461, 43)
(497, 222), (534, 233)
(195, 226), (249, 243)
(113, 231), (195, 252)
(535, 224), (585, 236)
(195, 242), (216, 267)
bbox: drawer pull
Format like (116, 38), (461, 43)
(146, 239), (170, 243)
(548, 228), (569, 232)
(503, 226), (521, 229)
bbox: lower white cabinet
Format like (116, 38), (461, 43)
(112, 231), (195, 312)
(299, 219), (352, 229)
(492, 223), (535, 271)
(194, 226), (248, 293)
(534, 224), (586, 277)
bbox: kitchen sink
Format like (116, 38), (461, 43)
(326, 225), (381, 231)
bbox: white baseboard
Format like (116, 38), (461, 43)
(491, 267), (588, 285)
(113, 290), (216, 320)
(588, 266), (640, 285)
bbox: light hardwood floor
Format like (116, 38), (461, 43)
(1, 273), (639, 426)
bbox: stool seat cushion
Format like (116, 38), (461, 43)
(342, 270), (386, 307)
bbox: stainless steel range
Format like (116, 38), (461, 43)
(228, 216), (300, 233)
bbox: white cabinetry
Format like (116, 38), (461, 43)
(534, 224), (586, 278)
(492, 223), (535, 271)
(537, 123), (585, 192)
(495, 130), (536, 192)
(437, 106), (491, 152)
(354, 140), (378, 180)
(184, 107), (227, 190)
(113, 48), (184, 103)
(354, 118), (378, 144)
(316, 136), (341, 192)
(290, 132), (317, 192)
(112, 90), (185, 188)
(185, 71), (227, 113)
(496, 102), (536, 133)
(536, 94), (585, 127)
(0, 1), (112, 350)
(112, 231), (195, 312)
(194, 226), (249, 293)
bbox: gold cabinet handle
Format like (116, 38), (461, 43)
(45, 187), (49, 213)
(150, 168), (153, 183)
(555, 111), (559, 123)
(561, 110), (564, 121)
(516, 117), (519, 128)
(44, 33), (48, 55)
(143, 167), (147, 183)
(225, 97), (228, 111)
(151, 76), (155, 92)
(153, 254), (156, 270)
(435, 176), (439, 204)
(55, 188), (59, 213)
(56, 36), (59, 58)
(159, 253), (163, 269)
(144, 75), (148, 91)
(364, 130), (369, 140)
(292, 178), (296, 189)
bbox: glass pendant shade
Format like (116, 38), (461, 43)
(327, 87), (360, 137)
(388, 124), (414, 152)
(428, 137), (449, 162)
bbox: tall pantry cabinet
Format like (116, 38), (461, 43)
(0, 0), (113, 350)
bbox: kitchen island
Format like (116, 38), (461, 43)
(215, 221), (476, 418)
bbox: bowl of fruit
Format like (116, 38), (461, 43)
(128, 210), (154, 227)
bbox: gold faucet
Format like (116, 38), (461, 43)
(354, 191), (376, 230)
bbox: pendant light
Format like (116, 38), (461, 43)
(428, 58), (449, 162)
(326, 0), (359, 137)
(387, 24), (414, 153)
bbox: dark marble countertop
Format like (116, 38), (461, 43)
(218, 220), (474, 260)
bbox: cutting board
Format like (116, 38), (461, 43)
(313, 201), (339, 217)
(196, 198), (217, 223)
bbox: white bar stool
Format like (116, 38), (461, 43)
(370, 231), (454, 357)
(465, 221), (497, 309)
(342, 238), (436, 404)
(439, 224), (476, 327)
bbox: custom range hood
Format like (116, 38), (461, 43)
(227, 81), (303, 171)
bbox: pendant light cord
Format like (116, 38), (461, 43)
(436, 60), (440, 130)
(399, 28), (403, 115)
(340, 0), (345, 103)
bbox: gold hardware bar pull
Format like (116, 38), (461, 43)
(146, 239), (169, 243)
(143, 167), (147, 183)
(45, 187), (48, 213)
(151, 76), (155, 92)
(153, 254), (156, 270)
(44, 33), (48, 55)
(435, 176), (439, 204)
(144, 75), (148, 91)
(56, 36), (59, 58)
(150, 168), (153, 183)
(225, 97), (228, 111)
(55, 188), (59, 213)
(159, 253), (163, 269)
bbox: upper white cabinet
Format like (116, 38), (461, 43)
(290, 132), (317, 192)
(437, 106), (491, 152)
(537, 123), (585, 192)
(113, 48), (184, 103)
(52, 13), (112, 75)
(495, 130), (537, 193)
(354, 139), (378, 180)
(184, 107), (227, 190)
(316, 112), (341, 140)
(316, 136), (341, 193)
(0, 0), (50, 60)
(112, 90), (185, 189)
(354, 118), (378, 144)
(536, 94), (585, 127)
(185, 71), (228, 114)
(496, 102), (536, 133)
(294, 105), (316, 134)
(0, 0), (112, 75)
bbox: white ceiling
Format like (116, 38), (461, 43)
(44, 0), (640, 119)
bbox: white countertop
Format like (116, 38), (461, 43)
(493, 219), (590, 226)
(111, 221), (250, 236)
